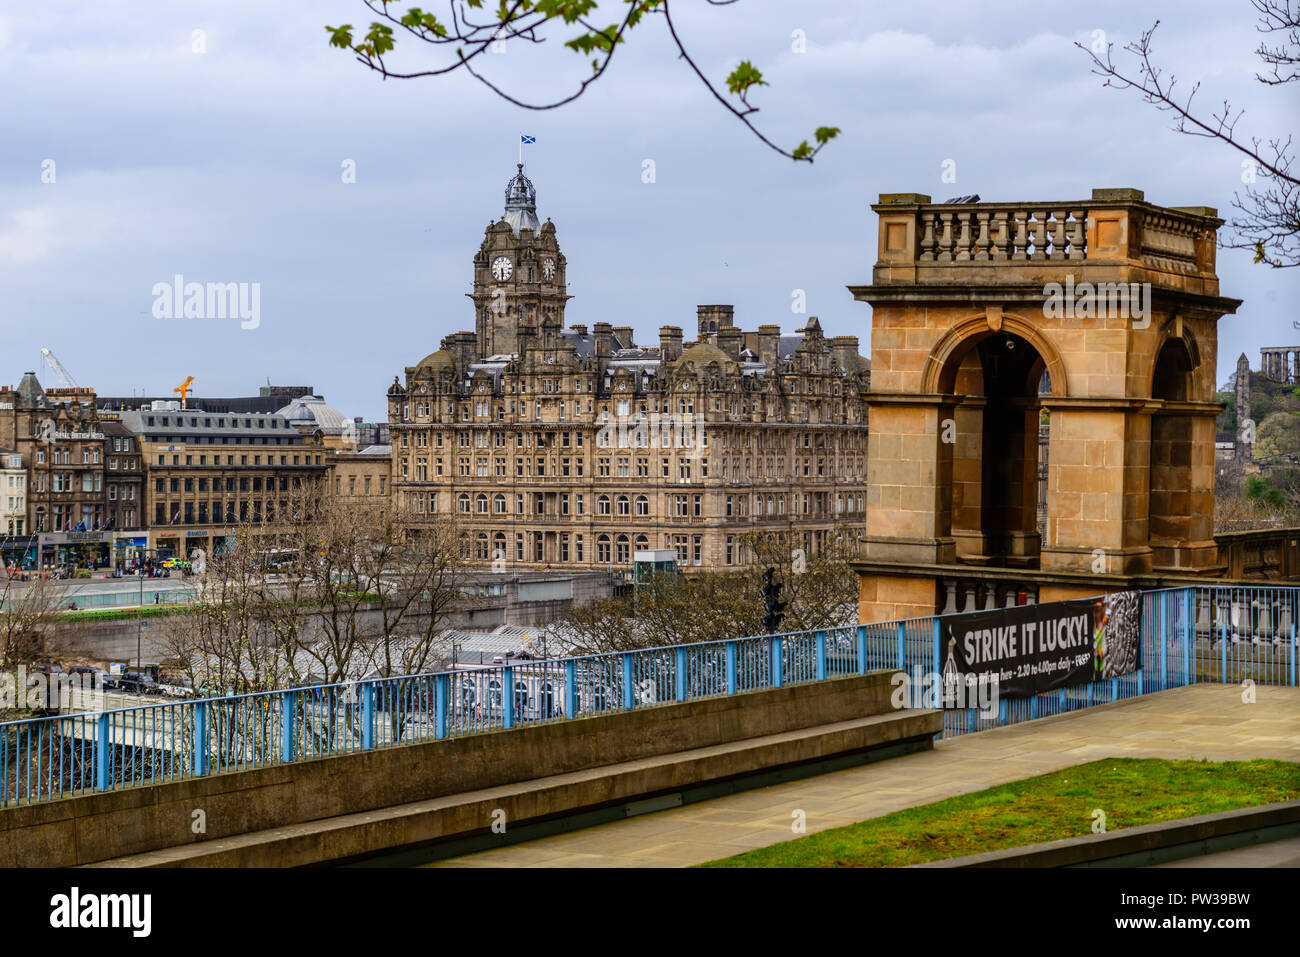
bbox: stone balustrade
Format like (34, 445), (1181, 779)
(1139, 211), (1201, 273)
(938, 576), (1040, 615)
(870, 188), (1221, 283)
(918, 206), (1087, 263)
(1196, 588), (1298, 645)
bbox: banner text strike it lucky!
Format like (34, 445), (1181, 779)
(962, 613), (1092, 666)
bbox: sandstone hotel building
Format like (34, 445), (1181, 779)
(388, 166), (870, 570)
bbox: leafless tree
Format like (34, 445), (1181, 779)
(1078, 5), (1299, 267)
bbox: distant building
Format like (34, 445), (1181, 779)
(327, 444), (392, 517)
(0, 373), (115, 567)
(1260, 346), (1300, 384)
(388, 165), (870, 571)
(117, 407), (328, 559)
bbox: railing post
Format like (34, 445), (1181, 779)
(94, 712), (110, 792)
(503, 667), (515, 728)
(932, 618), (941, 689)
(280, 691), (295, 764)
(564, 659), (577, 717)
(1160, 592), (1168, 690)
(896, 621), (906, 671)
(1291, 605), (1297, 688)
(815, 631), (827, 681)
(675, 647), (687, 702)
(361, 682), (376, 749)
(621, 654), (635, 711)
(435, 674), (449, 739)
(1221, 592), (1229, 681)
(725, 641), (738, 695)
(191, 701), (208, 777)
(857, 625), (868, 675)
(772, 636), (784, 688)
(1182, 588), (1192, 686)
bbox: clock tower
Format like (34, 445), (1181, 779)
(469, 165), (570, 358)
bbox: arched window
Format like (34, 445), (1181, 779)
(597, 495), (611, 515)
(615, 535), (630, 564)
(493, 532), (506, 563)
(475, 533), (489, 560)
(476, 493), (488, 514)
(616, 495), (630, 516)
(597, 534), (611, 563)
(493, 494), (506, 514)
(457, 493), (470, 514)
(635, 495), (649, 516)
(635, 535), (648, 550)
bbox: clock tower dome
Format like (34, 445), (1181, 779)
(469, 165), (570, 358)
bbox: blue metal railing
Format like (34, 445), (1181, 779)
(1, 584), (1296, 808)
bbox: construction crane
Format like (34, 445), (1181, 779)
(40, 348), (78, 389)
(174, 375), (195, 406)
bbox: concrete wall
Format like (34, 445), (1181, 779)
(0, 670), (931, 866)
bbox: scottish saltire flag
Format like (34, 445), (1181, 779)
(521, 135), (536, 144)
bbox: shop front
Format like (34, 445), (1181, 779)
(36, 531), (114, 571)
(1, 536), (39, 574)
(114, 533), (150, 571)
(152, 531), (180, 561)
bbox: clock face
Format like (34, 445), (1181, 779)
(542, 257), (556, 280)
(491, 256), (513, 281)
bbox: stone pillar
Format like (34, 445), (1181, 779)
(1038, 404), (1152, 575)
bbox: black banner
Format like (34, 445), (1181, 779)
(940, 590), (1141, 700)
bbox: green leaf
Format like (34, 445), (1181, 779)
(792, 140), (813, 160)
(726, 60), (767, 95)
(1254, 240), (1267, 264)
(364, 23), (396, 56)
(325, 24), (354, 49)
(814, 126), (840, 144)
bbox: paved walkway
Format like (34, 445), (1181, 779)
(1153, 835), (1300, 867)
(429, 684), (1300, 868)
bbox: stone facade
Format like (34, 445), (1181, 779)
(118, 408), (328, 560)
(390, 166), (871, 570)
(852, 188), (1241, 622)
(0, 374), (109, 537)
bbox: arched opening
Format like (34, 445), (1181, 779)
(1149, 336), (1196, 568)
(943, 330), (1050, 568)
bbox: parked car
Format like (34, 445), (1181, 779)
(117, 672), (160, 695)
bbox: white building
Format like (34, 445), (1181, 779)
(0, 448), (26, 536)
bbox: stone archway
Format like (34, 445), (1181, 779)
(930, 323), (1056, 568)
(850, 188), (1239, 622)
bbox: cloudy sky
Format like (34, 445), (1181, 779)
(2, 1), (1296, 420)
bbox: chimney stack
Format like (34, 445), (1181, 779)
(758, 324), (782, 371)
(659, 325), (684, 363)
(593, 322), (613, 359)
(717, 325), (743, 358)
(612, 325), (635, 350)
(830, 335), (860, 373)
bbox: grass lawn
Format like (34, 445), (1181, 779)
(699, 758), (1300, 868)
